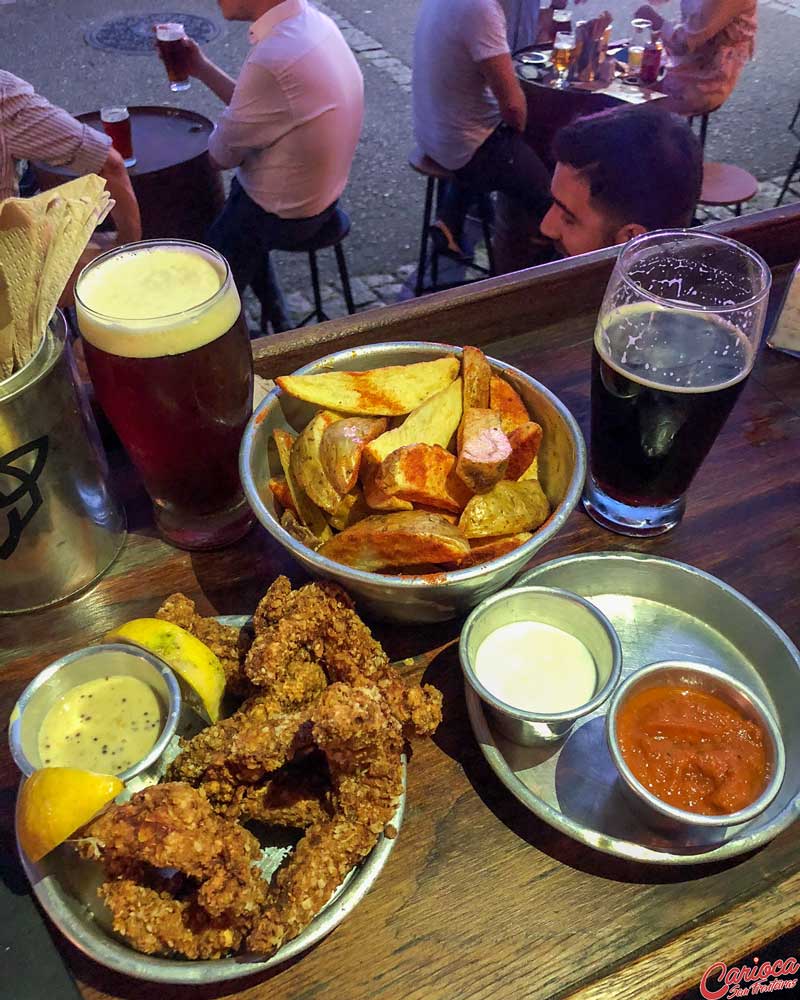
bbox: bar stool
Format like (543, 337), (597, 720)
(776, 99), (800, 207)
(687, 105), (721, 152)
(698, 162), (759, 217)
(776, 145), (800, 207)
(261, 207), (356, 330)
(409, 146), (496, 297)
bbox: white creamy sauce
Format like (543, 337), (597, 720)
(474, 621), (597, 713)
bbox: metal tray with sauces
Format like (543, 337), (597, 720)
(465, 553), (800, 865)
(15, 616), (406, 986)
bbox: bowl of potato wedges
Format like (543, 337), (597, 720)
(240, 342), (586, 622)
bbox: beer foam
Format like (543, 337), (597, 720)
(156, 23), (185, 40)
(596, 303), (754, 395)
(76, 245), (241, 359)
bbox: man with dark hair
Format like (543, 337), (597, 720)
(540, 105), (703, 258)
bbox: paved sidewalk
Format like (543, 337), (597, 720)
(245, 172), (796, 333)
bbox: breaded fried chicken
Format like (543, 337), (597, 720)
(167, 698), (317, 808)
(99, 880), (246, 960)
(247, 684), (404, 955)
(246, 578), (443, 739)
(78, 783), (268, 934)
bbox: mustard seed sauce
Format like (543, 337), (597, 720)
(37, 675), (164, 774)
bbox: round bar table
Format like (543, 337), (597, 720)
(32, 106), (225, 243)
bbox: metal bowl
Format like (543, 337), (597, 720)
(240, 342), (586, 622)
(9, 644), (182, 782)
(460, 586), (622, 746)
(606, 660), (786, 834)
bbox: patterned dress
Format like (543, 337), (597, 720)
(660, 0), (758, 115)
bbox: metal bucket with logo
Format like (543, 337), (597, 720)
(0, 311), (126, 614)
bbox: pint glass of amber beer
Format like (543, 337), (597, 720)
(583, 231), (771, 537)
(155, 23), (191, 92)
(75, 240), (254, 550)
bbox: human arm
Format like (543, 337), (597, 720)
(0, 73), (141, 242)
(98, 146), (141, 244)
(479, 53), (527, 132)
(164, 37), (237, 105)
(464, 0), (525, 131)
(206, 59), (287, 171)
(636, 0), (754, 56)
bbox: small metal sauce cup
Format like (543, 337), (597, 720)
(8, 644), (181, 782)
(460, 586), (622, 746)
(606, 660), (786, 835)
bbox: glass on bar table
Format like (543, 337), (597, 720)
(552, 31), (576, 87)
(583, 230), (771, 537)
(100, 106), (136, 168)
(75, 240), (254, 551)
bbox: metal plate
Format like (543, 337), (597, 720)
(16, 617), (406, 983)
(466, 553), (800, 864)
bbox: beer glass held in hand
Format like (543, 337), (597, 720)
(75, 240), (254, 550)
(583, 230), (771, 537)
(155, 23), (191, 92)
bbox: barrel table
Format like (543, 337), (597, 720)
(33, 106), (225, 243)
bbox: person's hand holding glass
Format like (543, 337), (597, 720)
(583, 230), (771, 537)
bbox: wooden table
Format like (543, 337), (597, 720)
(3, 204), (800, 1000)
(32, 106), (225, 243)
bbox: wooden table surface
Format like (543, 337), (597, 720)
(3, 206), (800, 1000)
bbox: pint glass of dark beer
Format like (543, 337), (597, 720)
(100, 106), (136, 167)
(156, 23), (191, 92)
(75, 240), (254, 550)
(583, 231), (771, 536)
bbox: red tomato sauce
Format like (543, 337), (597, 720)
(616, 684), (768, 815)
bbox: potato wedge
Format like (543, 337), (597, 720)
(444, 532), (533, 568)
(456, 408), (512, 493)
(462, 346), (491, 410)
(490, 375), (530, 434)
(329, 487), (370, 531)
(268, 476), (298, 518)
(281, 509), (324, 550)
(320, 416), (387, 493)
(364, 378), (462, 465)
(375, 444), (473, 514)
(290, 410), (343, 515)
(273, 428), (332, 540)
(458, 479), (550, 538)
(361, 460), (413, 511)
(277, 356), (460, 415)
(319, 511), (470, 571)
(505, 421), (543, 481)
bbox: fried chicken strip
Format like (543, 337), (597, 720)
(100, 880), (246, 960)
(167, 696), (317, 809)
(229, 756), (333, 828)
(78, 783), (268, 928)
(247, 684), (404, 955)
(246, 578), (443, 739)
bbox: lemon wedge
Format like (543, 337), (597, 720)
(18, 767), (123, 863)
(105, 618), (225, 722)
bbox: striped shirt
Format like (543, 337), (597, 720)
(0, 70), (111, 201)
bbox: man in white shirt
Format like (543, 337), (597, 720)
(180, 0), (364, 329)
(412, 0), (550, 260)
